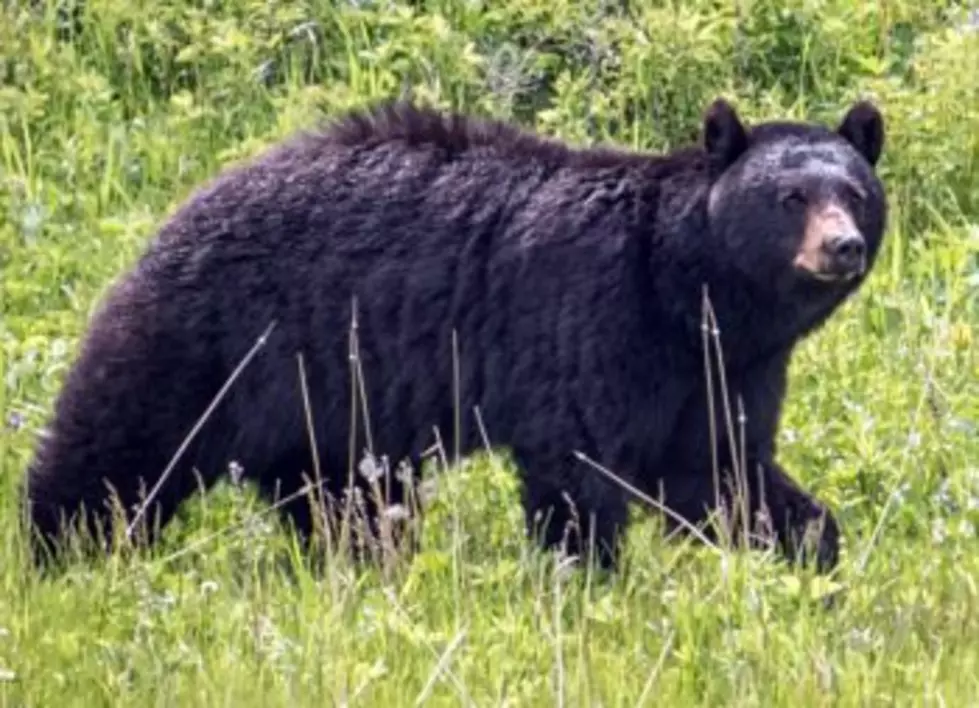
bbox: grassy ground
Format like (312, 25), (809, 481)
(2, 0), (979, 705)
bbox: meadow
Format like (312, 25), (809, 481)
(1, 0), (978, 705)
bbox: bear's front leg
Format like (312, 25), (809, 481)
(742, 459), (840, 573)
(658, 457), (840, 573)
(515, 448), (630, 570)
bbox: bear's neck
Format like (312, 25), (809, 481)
(659, 261), (858, 371)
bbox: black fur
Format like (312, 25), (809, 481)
(21, 98), (887, 572)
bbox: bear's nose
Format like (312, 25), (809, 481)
(823, 232), (866, 274)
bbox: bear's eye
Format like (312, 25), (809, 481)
(779, 188), (808, 210)
(838, 183), (868, 220)
(843, 183), (866, 204)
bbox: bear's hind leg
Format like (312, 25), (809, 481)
(21, 291), (231, 568)
(23, 383), (224, 568)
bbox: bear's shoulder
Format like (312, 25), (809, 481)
(312, 100), (705, 175)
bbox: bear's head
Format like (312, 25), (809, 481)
(701, 98), (887, 303)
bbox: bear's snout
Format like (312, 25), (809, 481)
(794, 202), (866, 282)
(821, 230), (866, 277)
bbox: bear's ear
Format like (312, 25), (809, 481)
(837, 100), (884, 167)
(703, 98), (748, 175)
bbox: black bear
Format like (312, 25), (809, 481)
(21, 96), (886, 573)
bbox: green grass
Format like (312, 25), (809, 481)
(2, 0), (979, 705)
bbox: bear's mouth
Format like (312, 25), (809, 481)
(794, 254), (866, 283)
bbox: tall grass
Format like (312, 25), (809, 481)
(1, 0), (978, 705)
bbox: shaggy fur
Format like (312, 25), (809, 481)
(22, 97), (887, 572)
